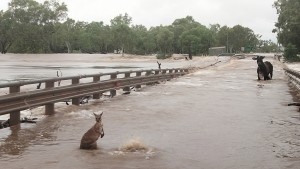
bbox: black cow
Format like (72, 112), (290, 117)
(252, 56), (273, 80)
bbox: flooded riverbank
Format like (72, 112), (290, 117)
(0, 53), (220, 83)
(0, 54), (299, 168)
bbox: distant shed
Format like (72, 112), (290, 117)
(209, 46), (226, 56)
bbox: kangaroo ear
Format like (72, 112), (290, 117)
(100, 111), (103, 117)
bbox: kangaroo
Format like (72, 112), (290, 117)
(80, 112), (104, 149)
(157, 61), (161, 70)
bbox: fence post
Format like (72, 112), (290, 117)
(180, 69), (184, 75)
(146, 70), (152, 76)
(45, 81), (55, 115)
(174, 69), (179, 77)
(135, 71), (142, 89)
(155, 70), (160, 75)
(184, 69), (190, 74)
(9, 86), (21, 126)
(146, 70), (153, 85)
(110, 73), (117, 97)
(123, 72), (131, 93)
(93, 76), (101, 99)
(168, 69), (173, 80)
(72, 78), (80, 105)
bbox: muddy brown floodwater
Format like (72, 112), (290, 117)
(0, 54), (300, 169)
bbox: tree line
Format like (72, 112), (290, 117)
(273, 0), (300, 62)
(0, 0), (278, 57)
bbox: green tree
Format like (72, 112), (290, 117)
(110, 13), (132, 56)
(144, 27), (158, 54)
(40, 0), (68, 52)
(0, 10), (14, 53)
(156, 27), (174, 58)
(180, 25), (212, 58)
(284, 43), (299, 62)
(50, 22), (68, 53)
(0, 0), (269, 55)
(274, 0), (300, 60)
(231, 25), (259, 53)
(171, 16), (200, 53)
(73, 21), (88, 52)
(216, 25), (258, 53)
(130, 24), (148, 55)
(256, 40), (278, 53)
(78, 21), (110, 53)
(216, 26), (230, 52)
(48, 18), (77, 53)
(208, 24), (220, 47)
(6, 0), (67, 53)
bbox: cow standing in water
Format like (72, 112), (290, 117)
(252, 56), (273, 80)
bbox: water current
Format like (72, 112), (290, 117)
(0, 54), (299, 169)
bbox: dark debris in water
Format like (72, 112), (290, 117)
(0, 117), (37, 129)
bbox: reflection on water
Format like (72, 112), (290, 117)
(0, 116), (61, 159)
(0, 125), (23, 156)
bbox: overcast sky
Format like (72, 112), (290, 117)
(0, 0), (278, 42)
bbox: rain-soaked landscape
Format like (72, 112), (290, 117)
(0, 54), (299, 169)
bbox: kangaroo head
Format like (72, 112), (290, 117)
(93, 112), (103, 123)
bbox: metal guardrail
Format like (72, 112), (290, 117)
(0, 68), (189, 126)
(284, 68), (300, 90)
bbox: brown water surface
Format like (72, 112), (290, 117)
(0, 54), (299, 169)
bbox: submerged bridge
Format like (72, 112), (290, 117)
(0, 57), (300, 127)
(0, 68), (190, 126)
(0, 57), (300, 168)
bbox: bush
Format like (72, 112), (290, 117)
(284, 43), (300, 62)
(156, 53), (172, 59)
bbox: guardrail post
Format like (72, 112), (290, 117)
(9, 86), (21, 126)
(110, 73), (117, 97)
(168, 69), (173, 80)
(93, 76), (101, 99)
(155, 70), (160, 75)
(146, 70), (153, 85)
(72, 78), (80, 105)
(135, 71), (142, 89)
(146, 70), (152, 76)
(45, 81), (55, 115)
(162, 69), (167, 74)
(174, 69), (179, 77)
(180, 69), (184, 75)
(123, 72), (131, 93)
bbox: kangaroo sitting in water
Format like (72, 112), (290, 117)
(80, 112), (104, 149)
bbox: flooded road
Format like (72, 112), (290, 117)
(0, 54), (300, 169)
